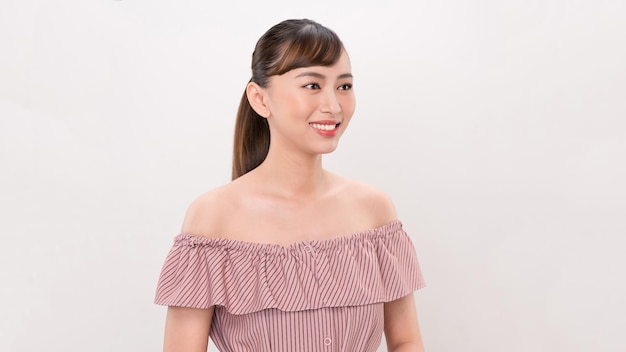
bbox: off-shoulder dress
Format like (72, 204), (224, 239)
(155, 220), (425, 351)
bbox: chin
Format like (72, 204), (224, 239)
(313, 143), (340, 155)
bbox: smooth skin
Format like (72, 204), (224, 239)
(163, 51), (425, 352)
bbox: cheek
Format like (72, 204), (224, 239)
(341, 95), (356, 117)
(273, 92), (308, 115)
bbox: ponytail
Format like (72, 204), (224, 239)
(231, 89), (270, 180)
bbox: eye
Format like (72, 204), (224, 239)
(338, 83), (353, 91)
(303, 83), (321, 90)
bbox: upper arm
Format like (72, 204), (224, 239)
(164, 306), (214, 352)
(384, 293), (425, 351)
(163, 191), (226, 351)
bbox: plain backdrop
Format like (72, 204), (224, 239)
(1, 0), (625, 351)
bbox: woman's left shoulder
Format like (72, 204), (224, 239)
(335, 174), (398, 225)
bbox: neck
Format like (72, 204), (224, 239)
(254, 147), (328, 199)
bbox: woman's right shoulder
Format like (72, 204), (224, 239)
(179, 182), (239, 238)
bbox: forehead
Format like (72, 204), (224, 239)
(286, 51), (352, 78)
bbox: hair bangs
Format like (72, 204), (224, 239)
(271, 24), (344, 76)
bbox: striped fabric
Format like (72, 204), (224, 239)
(155, 220), (425, 351)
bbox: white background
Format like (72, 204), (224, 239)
(1, 0), (625, 351)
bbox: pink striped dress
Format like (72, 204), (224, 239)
(155, 220), (425, 351)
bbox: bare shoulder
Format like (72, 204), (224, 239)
(180, 183), (238, 238)
(334, 174), (398, 226)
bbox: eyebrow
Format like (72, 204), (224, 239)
(294, 72), (353, 79)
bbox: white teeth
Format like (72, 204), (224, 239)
(310, 123), (337, 131)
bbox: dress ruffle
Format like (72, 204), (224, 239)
(154, 220), (425, 315)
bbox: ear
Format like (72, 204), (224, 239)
(246, 82), (270, 118)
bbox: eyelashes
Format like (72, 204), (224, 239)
(303, 83), (353, 90)
(303, 83), (321, 89)
(338, 83), (353, 91)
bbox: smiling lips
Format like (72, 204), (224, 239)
(309, 121), (340, 136)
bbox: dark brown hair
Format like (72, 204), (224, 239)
(231, 19), (345, 180)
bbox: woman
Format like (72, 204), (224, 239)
(155, 18), (426, 351)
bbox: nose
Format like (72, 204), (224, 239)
(320, 89), (341, 115)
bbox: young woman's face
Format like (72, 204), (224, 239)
(263, 51), (356, 156)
